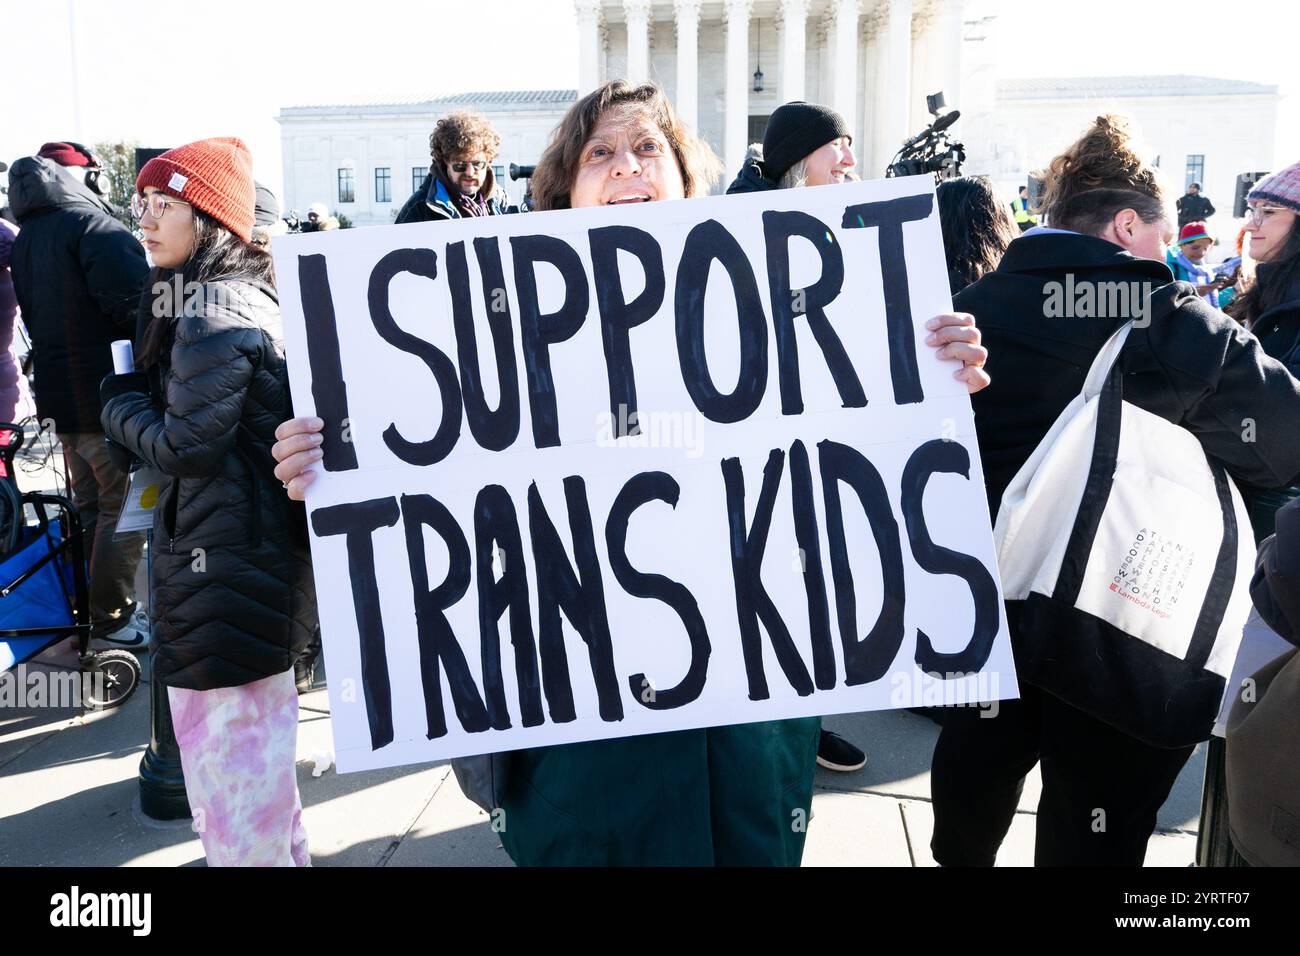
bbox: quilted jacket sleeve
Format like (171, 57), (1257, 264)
(1136, 289), (1300, 490)
(101, 282), (263, 478)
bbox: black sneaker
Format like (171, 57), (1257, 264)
(817, 730), (866, 772)
(294, 656), (316, 694)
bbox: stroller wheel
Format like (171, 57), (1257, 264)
(85, 649), (141, 710)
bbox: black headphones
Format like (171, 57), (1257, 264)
(66, 141), (107, 196)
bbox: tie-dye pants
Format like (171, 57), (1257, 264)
(168, 668), (310, 867)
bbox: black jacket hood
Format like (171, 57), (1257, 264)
(8, 154), (116, 221)
(997, 231), (1174, 285)
(725, 157), (779, 195)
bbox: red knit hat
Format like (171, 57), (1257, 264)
(38, 142), (98, 168)
(136, 137), (255, 243)
(1177, 221), (1213, 246)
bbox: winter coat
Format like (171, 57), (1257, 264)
(0, 221), (35, 424)
(101, 278), (316, 690)
(957, 231), (1300, 522)
(8, 155), (148, 434)
(725, 157), (780, 195)
(1238, 261), (1300, 540)
(1248, 262), (1300, 376)
(1176, 192), (1216, 226)
(395, 167), (511, 225)
(1249, 499), (1300, 646)
(499, 718), (820, 865)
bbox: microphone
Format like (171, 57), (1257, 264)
(930, 109), (961, 135)
(900, 109), (962, 150)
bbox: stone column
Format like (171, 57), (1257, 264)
(724, 0), (753, 175)
(575, 0), (604, 96)
(830, 0), (860, 137)
(874, 0), (912, 172)
(674, 0), (701, 130)
(910, 4), (933, 131)
(779, 0), (810, 103)
(930, 0), (964, 111)
(625, 0), (652, 85)
(861, 12), (882, 175)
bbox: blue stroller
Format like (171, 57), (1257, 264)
(0, 423), (140, 709)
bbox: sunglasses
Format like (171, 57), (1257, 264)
(131, 192), (191, 222)
(450, 160), (488, 173)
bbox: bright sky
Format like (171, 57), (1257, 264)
(4, 0), (1296, 200)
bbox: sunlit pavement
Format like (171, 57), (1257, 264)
(0, 648), (1201, 867)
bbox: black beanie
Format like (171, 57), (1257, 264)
(762, 101), (851, 183)
(254, 182), (280, 227)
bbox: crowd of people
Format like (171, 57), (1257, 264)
(3, 79), (1298, 869)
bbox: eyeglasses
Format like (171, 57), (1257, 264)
(450, 160), (488, 173)
(1243, 204), (1284, 225)
(131, 192), (191, 222)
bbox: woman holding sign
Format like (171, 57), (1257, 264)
(272, 82), (989, 866)
(100, 138), (317, 867)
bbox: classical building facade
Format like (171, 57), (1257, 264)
(987, 75), (1278, 233)
(276, 91), (574, 226)
(276, 2), (1278, 231)
(577, 0), (973, 179)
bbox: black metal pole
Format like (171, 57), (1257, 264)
(137, 530), (189, 820)
(1196, 736), (1248, 867)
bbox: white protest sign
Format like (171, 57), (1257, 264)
(273, 176), (1019, 773)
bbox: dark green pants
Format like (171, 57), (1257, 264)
(499, 717), (820, 866)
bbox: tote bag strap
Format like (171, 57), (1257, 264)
(1081, 320), (1133, 402)
(1051, 321), (1132, 605)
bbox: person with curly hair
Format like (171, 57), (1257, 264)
(396, 110), (512, 224)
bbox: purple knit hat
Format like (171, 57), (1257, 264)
(1249, 160), (1300, 214)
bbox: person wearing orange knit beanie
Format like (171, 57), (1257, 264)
(102, 137), (318, 867)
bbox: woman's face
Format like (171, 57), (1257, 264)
(569, 107), (686, 209)
(139, 186), (195, 268)
(1245, 203), (1297, 263)
(801, 137), (856, 187)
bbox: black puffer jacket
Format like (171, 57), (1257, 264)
(8, 155), (148, 433)
(101, 279), (316, 690)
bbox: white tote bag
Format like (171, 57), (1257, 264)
(993, 322), (1257, 747)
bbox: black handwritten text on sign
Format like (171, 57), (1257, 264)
(272, 178), (1017, 773)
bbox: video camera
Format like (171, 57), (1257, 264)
(509, 163), (536, 181)
(885, 92), (965, 184)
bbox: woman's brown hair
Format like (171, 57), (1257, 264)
(530, 81), (722, 211)
(1227, 217), (1300, 326)
(1042, 114), (1169, 236)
